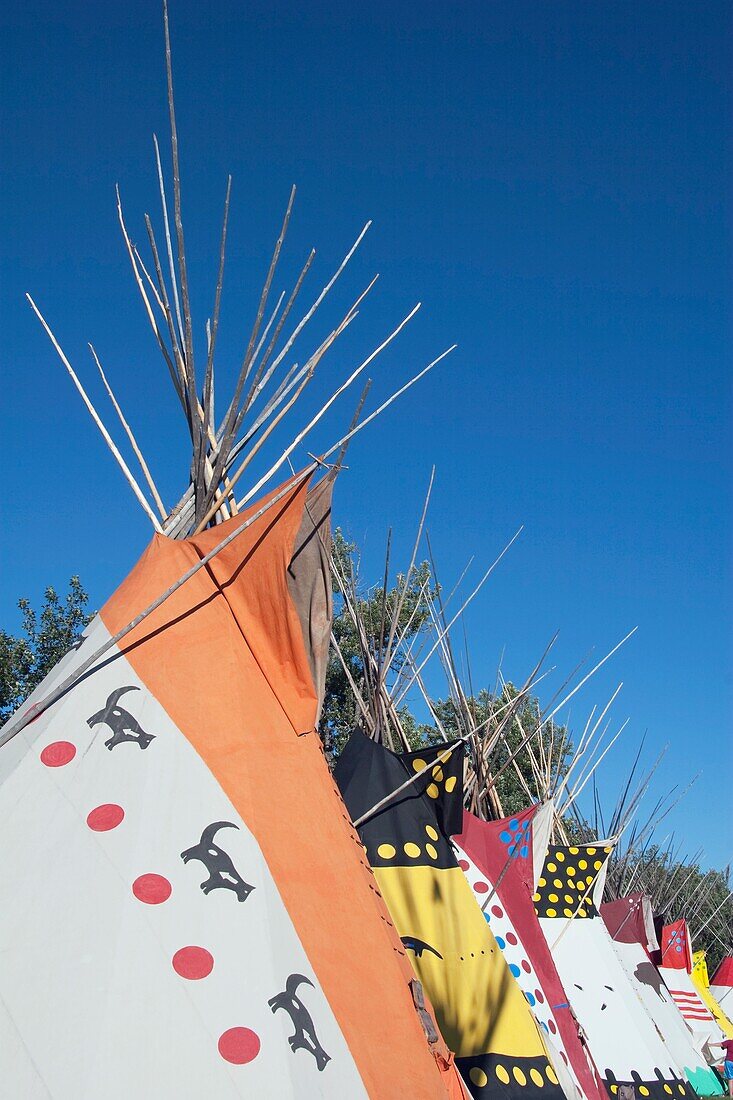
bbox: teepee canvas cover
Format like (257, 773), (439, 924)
(455, 807), (608, 1100)
(601, 895), (723, 1096)
(0, 478), (462, 1099)
(536, 843), (695, 1100)
(335, 730), (565, 1100)
(692, 952), (733, 1040)
(710, 958), (733, 1015)
(658, 920), (726, 1049)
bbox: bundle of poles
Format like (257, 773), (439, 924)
(28, 0), (454, 543)
(325, 482), (731, 958)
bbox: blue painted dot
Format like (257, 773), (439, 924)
(509, 819), (519, 830)
(541, 1021), (549, 1033)
(508, 843), (516, 855)
(484, 912), (491, 922)
(510, 963), (521, 978)
(525, 992), (536, 1006)
(520, 845), (529, 858)
(496, 936), (506, 950)
(675, 945), (682, 952)
(499, 830), (512, 844)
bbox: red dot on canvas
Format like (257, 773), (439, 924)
(218, 1027), (261, 1065)
(535, 989), (545, 1003)
(474, 881), (489, 894)
(561, 1052), (568, 1064)
(40, 741), (76, 767)
(172, 946), (214, 980)
(506, 932), (518, 945)
(491, 905), (504, 918)
(458, 860), (470, 872)
(87, 804), (124, 831)
(132, 873), (171, 904)
(522, 959), (532, 973)
(548, 1019), (557, 1034)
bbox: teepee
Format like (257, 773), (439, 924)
(326, 515), (598, 1098)
(657, 920), (728, 1051)
(710, 958), (733, 1016)
(454, 804), (607, 1100)
(600, 894), (724, 1096)
(691, 952), (733, 1040)
(334, 731), (566, 1100)
(0, 6), (466, 1098)
(535, 841), (696, 1100)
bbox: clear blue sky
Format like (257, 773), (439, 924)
(1, 3), (730, 868)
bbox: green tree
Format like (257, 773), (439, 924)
(0, 577), (94, 723)
(429, 684), (573, 816)
(618, 847), (732, 974)
(321, 529), (440, 759)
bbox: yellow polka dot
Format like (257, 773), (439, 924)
(610, 1087), (618, 1095)
(530, 1068), (544, 1087)
(426, 843), (438, 860)
(594, 860), (603, 869)
(587, 847), (596, 855)
(496, 1064), (510, 1084)
(677, 1086), (685, 1095)
(532, 893), (541, 902)
(567, 866), (576, 876)
(403, 842), (421, 858)
(513, 1066), (527, 1086)
(445, 776), (457, 793)
(442, 750), (453, 762)
(431, 765), (444, 781)
(663, 1087), (673, 1095)
(577, 908), (587, 918)
(603, 846), (612, 854)
(546, 1066), (559, 1085)
(425, 825), (439, 841)
(564, 894), (574, 903)
(549, 893), (558, 903)
(546, 907), (557, 917)
(538, 877), (547, 887)
(578, 859), (588, 870)
(639, 1088), (650, 1097)
(547, 862), (557, 872)
(470, 1068), (489, 1087)
(564, 908), (573, 917)
(569, 846), (579, 854)
(553, 878), (563, 888)
(426, 783), (439, 799)
(412, 758), (427, 771)
(555, 851), (565, 862)
(377, 843), (396, 859)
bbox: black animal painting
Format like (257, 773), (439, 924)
(268, 974), (331, 1072)
(400, 935), (443, 960)
(87, 686), (155, 751)
(634, 961), (666, 1000)
(180, 821), (254, 902)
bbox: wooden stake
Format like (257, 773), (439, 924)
(27, 296), (163, 533)
(89, 343), (168, 520)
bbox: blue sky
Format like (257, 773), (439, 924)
(1, 3), (730, 868)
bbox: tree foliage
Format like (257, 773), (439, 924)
(429, 684), (573, 817)
(608, 843), (732, 975)
(0, 577), (94, 723)
(321, 529), (440, 759)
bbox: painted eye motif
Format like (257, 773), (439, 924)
(400, 935), (443, 960)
